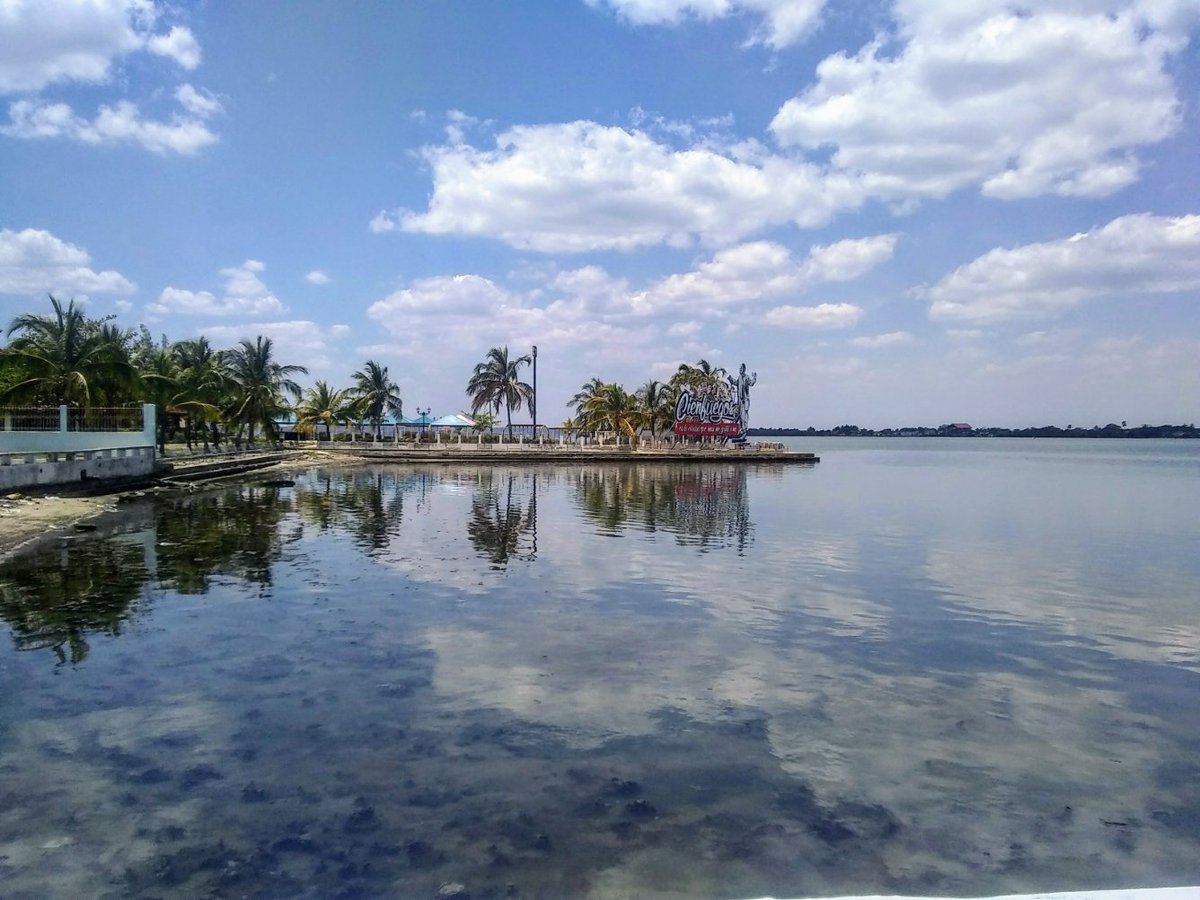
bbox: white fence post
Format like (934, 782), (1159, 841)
(142, 403), (156, 453)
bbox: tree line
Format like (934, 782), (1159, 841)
(561, 359), (731, 443)
(0, 297), (403, 451)
(0, 296), (744, 451)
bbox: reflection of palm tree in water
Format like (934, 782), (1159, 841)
(155, 485), (292, 591)
(293, 471), (406, 553)
(468, 473), (538, 568)
(0, 542), (150, 666)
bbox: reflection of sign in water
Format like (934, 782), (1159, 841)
(671, 468), (753, 551)
(672, 363), (756, 440)
(575, 466), (753, 553)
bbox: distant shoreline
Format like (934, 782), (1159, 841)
(750, 424), (1198, 439)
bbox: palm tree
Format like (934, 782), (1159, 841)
(223, 336), (307, 447)
(135, 339), (183, 452)
(1, 296), (136, 407)
(672, 358), (727, 390)
(173, 337), (231, 450)
(570, 377), (605, 420)
(351, 360), (402, 439)
(466, 346), (532, 438)
(636, 379), (675, 440)
(580, 382), (643, 446)
(296, 380), (352, 442)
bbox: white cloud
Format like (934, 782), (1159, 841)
(770, 1), (1190, 200)
(849, 330), (914, 348)
(632, 234), (895, 315)
(388, 4), (1195, 255)
(369, 274), (511, 319)
(764, 302), (864, 329)
(927, 214), (1200, 323)
(390, 121), (861, 252)
(198, 320), (337, 371)
(304, 270), (331, 286)
(151, 260), (285, 318)
(667, 320), (703, 338)
(146, 25), (200, 70)
(0, 227), (135, 297)
(802, 233), (897, 282)
(365, 273), (659, 375)
(174, 83), (221, 118)
(368, 210), (399, 234)
(588, 0), (825, 49)
(0, 0), (200, 94)
(634, 241), (800, 314)
(4, 97), (218, 154)
(548, 266), (632, 313)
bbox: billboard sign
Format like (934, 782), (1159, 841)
(672, 364), (756, 440)
(672, 383), (740, 436)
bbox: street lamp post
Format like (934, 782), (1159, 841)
(531, 344), (537, 439)
(417, 406), (430, 441)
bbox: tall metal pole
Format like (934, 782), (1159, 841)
(531, 345), (538, 437)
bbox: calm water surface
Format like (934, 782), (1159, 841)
(1, 439), (1198, 899)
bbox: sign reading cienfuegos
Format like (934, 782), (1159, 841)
(673, 363), (756, 440)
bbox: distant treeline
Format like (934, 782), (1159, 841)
(748, 423), (1198, 439)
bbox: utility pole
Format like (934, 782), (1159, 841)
(531, 345), (538, 437)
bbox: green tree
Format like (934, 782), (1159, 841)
(351, 360), (402, 439)
(223, 336), (307, 447)
(134, 337), (184, 453)
(636, 379), (675, 439)
(296, 380), (353, 441)
(1, 296), (136, 407)
(580, 382), (643, 445)
(173, 336), (232, 450)
(466, 346), (532, 438)
(470, 411), (499, 433)
(671, 358), (727, 390)
(569, 376), (605, 421)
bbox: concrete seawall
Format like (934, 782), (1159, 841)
(0, 446), (157, 491)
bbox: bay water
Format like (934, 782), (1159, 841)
(1, 439), (1197, 898)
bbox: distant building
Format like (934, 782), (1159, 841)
(938, 422), (973, 435)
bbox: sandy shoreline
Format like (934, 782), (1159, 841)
(0, 449), (345, 560)
(0, 493), (119, 559)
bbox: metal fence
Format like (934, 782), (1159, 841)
(0, 407), (60, 431)
(69, 406), (146, 432)
(0, 406), (146, 433)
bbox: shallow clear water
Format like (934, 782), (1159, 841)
(1, 441), (1198, 899)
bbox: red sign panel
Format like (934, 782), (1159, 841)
(673, 420), (740, 436)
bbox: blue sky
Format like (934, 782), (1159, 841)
(2, 0), (1198, 429)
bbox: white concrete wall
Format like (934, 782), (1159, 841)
(0, 447), (156, 491)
